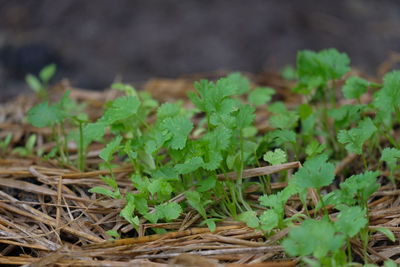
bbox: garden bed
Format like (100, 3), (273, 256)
(0, 49), (399, 266)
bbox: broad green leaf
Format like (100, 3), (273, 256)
(202, 126), (232, 151)
(235, 104), (256, 130)
(202, 150), (223, 171)
(27, 102), (66, 127)
(120, 194), (140, 227)
(381, 147), (400, 171)
(99, 136), (122, 163)
(248, 87), (275, 106)
(152, 166), (179, 181)
(197, 175), (217, 192)
(175, 157), (204, 174)
(185, 191), (207, 218)
(268, 129), (296, 145)
(373, 70), (400, 114)
(39, 64), (56, 83)
(161, 116), (193, 150)
(305, 140), (326, 158)
(293, 155), (335, 189)
(337, 117), (377, 154)
(157, 102), (181, 120)
(340, 171), (380, 206)
(263, 148), (287, 165)
(334, 206), (367, 238)
(296, 49), (350, 95)
(268, 112), (299, 130)
(82, 122), (106, 148)
(25, 74), (42, 93)
(101, 96), (140, 124)
(282, 218), (345, 259)
(204, 219), (217, 232)
(238, 211), (259, 228)
(148, 180), (172, 198)
(217, 72), (250, 95)
(155, 202), (182, 221)
(342, 76), (369, 99)
(259, 209), (279, 232)
(111, 83), (136, 96)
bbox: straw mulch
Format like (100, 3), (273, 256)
(0, 72), (399, 266)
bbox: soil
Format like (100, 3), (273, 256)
(1, 0), (400, 101)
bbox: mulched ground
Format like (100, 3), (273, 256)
(0, 71), (399, 266)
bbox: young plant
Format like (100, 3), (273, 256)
(25, 63), (56, 99)
(380, 147), (400, 186)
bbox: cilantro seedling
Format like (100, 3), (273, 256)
(25, 63), (56, 99)
(380, 147), (400, 186)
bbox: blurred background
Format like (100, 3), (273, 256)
(0, 0), (399, 101)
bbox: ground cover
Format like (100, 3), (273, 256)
(0, 49), (399, 266)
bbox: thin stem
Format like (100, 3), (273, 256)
(78, 121), (85, 171)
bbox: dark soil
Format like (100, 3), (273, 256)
(1, 0), (400, 101)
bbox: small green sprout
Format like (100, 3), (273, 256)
(25, 63), (56, 99)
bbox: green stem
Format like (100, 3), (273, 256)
(78, 121), (85, 171)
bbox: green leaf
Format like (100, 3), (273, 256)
(197, 175), (217, 192)
(100, 175), (118, 190)
(293, 155), (335, 189)
(148, 180), (172, 198)
(27, 102), (66, 127)
(235, 104), (256, 130)
(281, 65), (297, 80)
(81, 122), (106, 148)
(155, 202), (182, 221)
(25, 74), (43, 93)
(39, 64), (56, 83)
(342, 76), (369, 99)
(334, 206), (367, 238)
(106, 230), (120, 239)
(152, 166), (179, 181)
(296, 49), (350, 95)
(373, 70), (400, 114)
(185, 191), (207, 218)
(202, 150), (223, 171)
(175, 157), (204, 174)
(89, 186), (120, 199)
(99, 136), (122, 163)
(202, 126), (232, 151)
(340, 171), (380, 206)
(268, 129), (296, 145)
(161, 116), (193, 150)
(259, 209), (279, 232)
(111, 83), (136, 96)
(384, 260), (397, 267)
(329, 104), (365, 128)
(130, 174), (150, 194)
(248, 87), (275, 106)
(120, 194), (140, 227)
(263, 148), (287, 165)
(101, 96), (141, 124)
(381, 147), (400, 172)
(282, 218), (345, 259)
(337, 117), (377, 154)
(305, 140), (326, 158)
(157, 103), (181, 120)
(268, 112), (299, 130)
(375, 227), (396, 242)
(217, 72), (250, 95)
(238, 211), (259, 228)
(204, 219), (217, 232)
